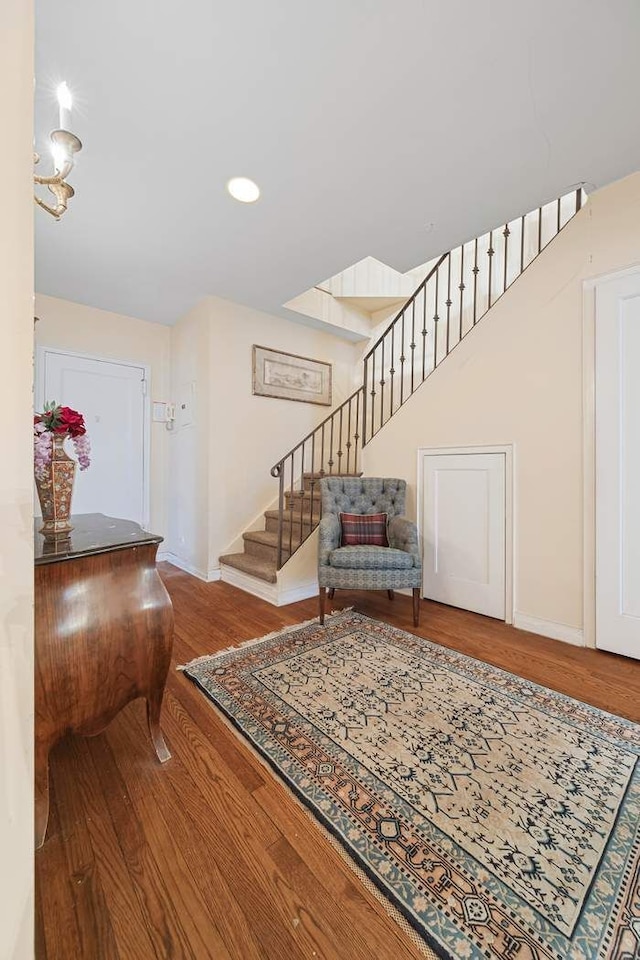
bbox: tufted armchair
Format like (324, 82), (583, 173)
(318, 477), (422, 626)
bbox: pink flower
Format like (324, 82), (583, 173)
(72, 433), (91, 470)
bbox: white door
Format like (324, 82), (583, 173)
(422, 453), (506, 619)
(595, 272), (640, 659)
(37, 349), (147, 524)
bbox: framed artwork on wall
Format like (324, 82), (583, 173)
(252, 345), (332, 406)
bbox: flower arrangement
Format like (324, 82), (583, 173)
(34, 401), (91, 480)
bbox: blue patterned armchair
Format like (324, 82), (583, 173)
(318, 477), (422, 626)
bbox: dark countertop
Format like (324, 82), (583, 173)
(35, 513), (162, 564)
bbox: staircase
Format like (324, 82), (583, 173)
(220, 469), (361, 583)
(220, 188), (586, 592)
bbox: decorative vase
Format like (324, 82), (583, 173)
(35, 434), (77, 539)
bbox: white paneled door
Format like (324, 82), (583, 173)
(422, 453), (506, 619)
(37, 349), (147, 525)
(595, 272), (640, 660)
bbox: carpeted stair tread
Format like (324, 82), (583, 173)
(243, 530), (285, 547)
(219, 552), (277, 583)
(264, 509), (315, 524)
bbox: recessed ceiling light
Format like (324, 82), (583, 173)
(227, 177), (260, 203)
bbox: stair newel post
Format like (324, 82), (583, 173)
(276, 464), (285, 570)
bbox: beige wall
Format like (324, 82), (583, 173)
(166, 295), (360, 576)
(363, 171), (640, 636)
(34, 295), (171, 537)
(0, 1), (34, 957)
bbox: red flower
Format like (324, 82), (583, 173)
(56, 406), (86, 438)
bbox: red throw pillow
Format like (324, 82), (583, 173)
(340, 512), (389, 547)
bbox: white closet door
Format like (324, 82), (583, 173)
(595, 272), (640, 660)
(37, 349), (147, 524)
(422, 453), (506, 619)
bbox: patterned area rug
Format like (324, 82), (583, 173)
(182, 610), (640, 960)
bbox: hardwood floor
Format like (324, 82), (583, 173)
(35, 567), (640, 959)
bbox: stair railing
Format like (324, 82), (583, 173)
(362, 188), (584, 444)
(270, 386), (364, 569)
(269, 187), (585, 571)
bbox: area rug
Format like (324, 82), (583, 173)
(182, 610), (640, 960)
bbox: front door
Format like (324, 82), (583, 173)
(422, 452), (506, 619)
(595, 271), (640, 660)
(36, 349), (147, 525)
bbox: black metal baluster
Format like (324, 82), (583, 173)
(337, 406), (344, 473)
(445, 254), (452, 354)
(288, 456), (294, 559)
(410, 299), (416, 396)
(299, 444), (305, 550)
(520, 214), (525, 273)
(399, 308), (406, 407)
(370, 352), (376, 439)
(380, 340), (385, 430)
(576, 188), (582, 213)
(389, 326), (395, 418)
(345, 397), (352, 474)
(487, 231), (494, 309)
(354, 389), (360, 471)
(276, 465), (284, 569)
(320, 422), (325, 475)
(458, 244), (465, 341)
(472, 238), (479, 325)
(309, 433), (315, 531)
(556, 197), (561, 234)
(328, 414), (334, 474)
(433, 263), (440, 363)
(362, 358), (368, 447)
(421, 285), (427, 382)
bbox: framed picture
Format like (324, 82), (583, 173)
(252, 345), (332, 406)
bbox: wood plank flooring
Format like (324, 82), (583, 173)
(35, 567), (640, 959)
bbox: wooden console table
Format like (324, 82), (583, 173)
(34, 513), (174, 849)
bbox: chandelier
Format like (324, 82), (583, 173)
(34, 83), (83, 220)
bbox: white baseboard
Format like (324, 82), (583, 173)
(513, 612), (584, 647)
(219, 564), (318, 607)
(277, 581), (318, 606)
(159, 551), (221, 583)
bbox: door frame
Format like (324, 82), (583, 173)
(417, 444), (514, 624)
(35, 346), (152, 529)
(582, 263), (640, 651)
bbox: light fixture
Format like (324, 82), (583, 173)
(227, 176), (260, 203)
(34, 81), (83, 220)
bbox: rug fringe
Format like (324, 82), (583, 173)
(176, 606), (354, 671)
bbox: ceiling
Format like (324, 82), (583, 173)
(35, 0), (640, 328)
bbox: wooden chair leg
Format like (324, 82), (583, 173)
(387, 589), (395, 601)
(328, 588), (335, 599)
(412, 588), (421, 627)
(319, 586), (327, 625)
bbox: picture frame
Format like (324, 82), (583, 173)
(252, 345), (332, 406)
